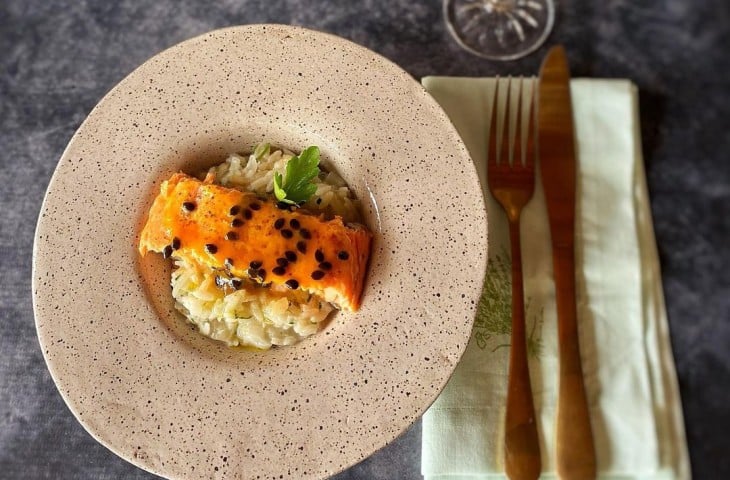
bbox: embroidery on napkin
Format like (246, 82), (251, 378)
(474, 248), (545, 358)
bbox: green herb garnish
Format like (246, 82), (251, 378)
(273, 146), (320, 205)
(253, 143), (270, 160)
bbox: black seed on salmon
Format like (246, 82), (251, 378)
(276, 201), (291, 210)
(182, 201), (196, 212)
(319, 261), (332, 271)
(163, 245), (173, 259)
(249, 260), (262, 269)
(243, 209), (253, 220)
(284, 251), (297, 262)
(231, 279), (242, 289)
(276, 258), (289, 267)
(249, 202), (261, 211)
(281, 229), (293, 239)
(171, 237), (181, 250)
(229, 205), (241, 216)
(257, 269), (267, 281)
(285, 279), (299, 289)
(316, 198), (322, 205)
(311, 270), (325, 280)
(296, 241), (307, 254)
(231, 218), (244, 227)
(247, 267), (257, 278)
(204, 243), (218, 254)
(274, 218), (285, 230)
(299, 228), (311, 239)
(272, 266), (286, 276)
(315, 249), (324, 262)
(289, 219), (300, 230)
(224, 258), (234, 268)
(338, 251), (349, 260)
(224, 231), (239, 241)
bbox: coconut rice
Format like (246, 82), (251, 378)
(170, 144), (361, 348)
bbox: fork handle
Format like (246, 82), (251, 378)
(504, 216), (541, 480)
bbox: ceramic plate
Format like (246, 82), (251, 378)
(33, 25), (487, 479)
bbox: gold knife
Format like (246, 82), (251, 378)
(537, 46), (597, 479)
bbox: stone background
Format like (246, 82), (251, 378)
(1, 0), (728, 478)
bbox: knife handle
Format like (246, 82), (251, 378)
(553, 246), (597, 480)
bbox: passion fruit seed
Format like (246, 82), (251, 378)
(249, 260), (262, 269)
(296, 241), (307, 254)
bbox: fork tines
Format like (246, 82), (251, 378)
(487, 76), (536, 170)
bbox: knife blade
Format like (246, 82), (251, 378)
(538, 46), (597, 480)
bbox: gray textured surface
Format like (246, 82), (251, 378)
(1, 1), (728, 479)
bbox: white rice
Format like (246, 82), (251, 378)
(171, 144), (360, 349)
(171, 258), (333, 348)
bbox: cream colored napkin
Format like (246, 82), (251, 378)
(420, 77), (690, 480)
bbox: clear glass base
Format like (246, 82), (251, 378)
(444, 0), (555, 61)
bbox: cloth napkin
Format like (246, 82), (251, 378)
(420, 77), (690, 480)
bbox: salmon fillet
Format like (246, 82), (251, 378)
(139, 173), (372, 311)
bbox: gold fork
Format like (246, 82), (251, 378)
(487, 77), (541, 480)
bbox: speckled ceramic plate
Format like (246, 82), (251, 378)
(33, 25), (487, 479)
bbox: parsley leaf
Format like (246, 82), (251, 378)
(273, 146), (320, 205)
(273, 172), (288, 203)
